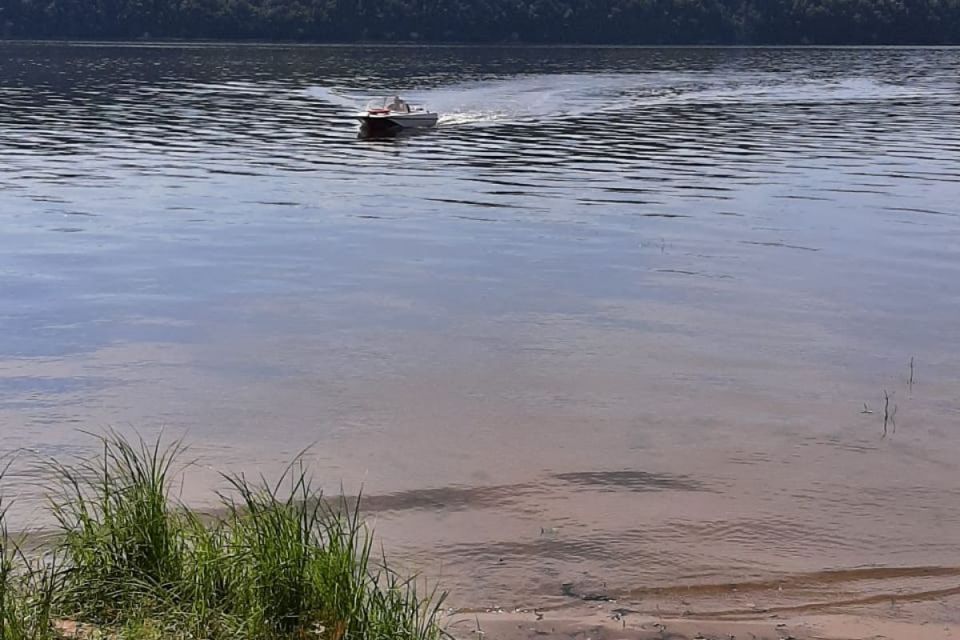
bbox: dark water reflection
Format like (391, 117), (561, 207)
(1, 43), (960, 609)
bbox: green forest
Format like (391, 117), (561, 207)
(1, 0), (959, 44)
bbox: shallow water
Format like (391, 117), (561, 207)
(1, 43), (959, 609)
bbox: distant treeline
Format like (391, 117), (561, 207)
(2, 0), (959, 44)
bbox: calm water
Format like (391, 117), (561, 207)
(1, 43), (959, 611)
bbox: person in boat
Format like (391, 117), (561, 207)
(388, 96), (410, 113)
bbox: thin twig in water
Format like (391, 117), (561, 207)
(909, 357), (915, 393)
(882, 391), (890, 437)
(882, 390), (898, 437)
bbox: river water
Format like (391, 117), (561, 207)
(1, 43), (959, 611)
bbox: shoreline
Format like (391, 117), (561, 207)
(448, 590), (960, 639)
(3, 38), (960, 48)
(452, 609), (960, 640)
(440, 563), (960, 639)
(7, 477), (960, 639)
(4, 433), (958, 639)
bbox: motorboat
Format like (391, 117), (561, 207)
(355, 96), (438, 132)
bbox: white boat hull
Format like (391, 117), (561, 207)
(355, 112), (438, 131)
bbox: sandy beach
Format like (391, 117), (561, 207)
(442, 563), (960, 639)
(449, 586), (960, 639)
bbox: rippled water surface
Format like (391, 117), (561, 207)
(1, 43), (959, 609)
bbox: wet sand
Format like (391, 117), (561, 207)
(448, 573), (960, 639)
(453, 608), (960, 640)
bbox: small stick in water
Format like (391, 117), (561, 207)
(882, 390), (898, 437)
(883, 390), (891, 437)
(909, 356), (915, 392)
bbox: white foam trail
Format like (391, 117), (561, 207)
(304, 86), (369, 109)
(411, 74), (643, 124)
(307, 73), (935, 130)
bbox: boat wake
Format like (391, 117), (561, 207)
(308, 72), (939, 132)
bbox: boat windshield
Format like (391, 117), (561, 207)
(366, 96), (412, 113)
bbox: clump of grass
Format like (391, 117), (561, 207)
(229, 471), (367, 635)
(1, 461), (58, 640)
(360, 559), (449, 640)
(0, 432), (449, 640)
(0, 552), (60, 640)
(46, 431), (186, 624)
